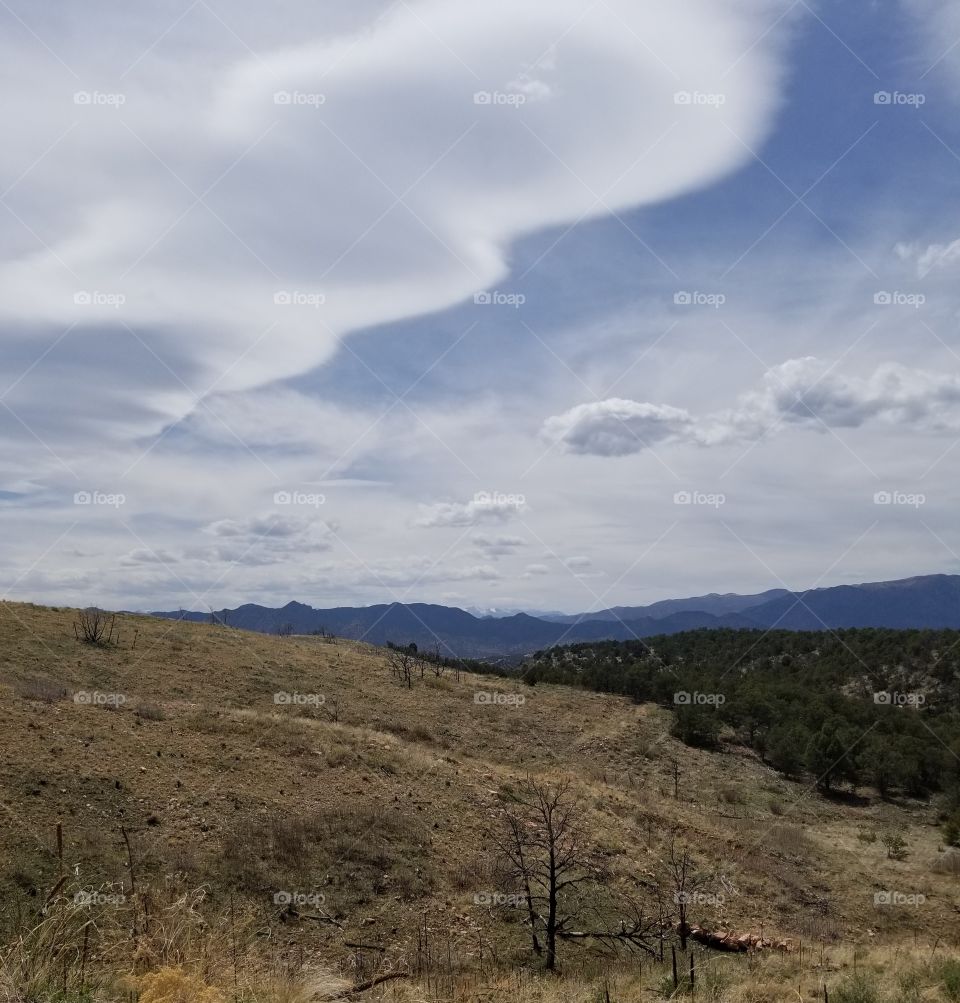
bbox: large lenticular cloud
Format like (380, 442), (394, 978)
(0, 0), (792, 452)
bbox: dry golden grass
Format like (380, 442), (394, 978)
(1, 601), (959, 1000)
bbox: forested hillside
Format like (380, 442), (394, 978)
(523, 629), (960, 837)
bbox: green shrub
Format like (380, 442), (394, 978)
(941, 960), (960, 1002)
(831, 974), (879, 1003)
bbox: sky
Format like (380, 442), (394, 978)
(3, 0), (960, 615)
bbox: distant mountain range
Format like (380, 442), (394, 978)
(151, 573), (960, 659)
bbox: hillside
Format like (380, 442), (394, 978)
(3, 601), (960, 1002)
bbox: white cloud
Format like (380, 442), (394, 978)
(472, 534), (526, 558)
(896, 238), (960, 276)
(543, 359), (960, 457)
(120, 548), (179, 567)
(198, 512), (333, 564)
(416, 494), (527, 527)
(0, 0), (791, 458)
(542, 399), (697, 455)
(719, 359), (960, 438)
(565, 555), (592, 569)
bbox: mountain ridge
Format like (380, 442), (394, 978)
(150, 572), (960, 658)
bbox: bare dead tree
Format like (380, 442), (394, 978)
(73, 607), (118, 645)
(429, 643), (447, 678)
(387, 646), (418, 688)
(494, 805), (543, 959)
(494, 776), (660, 971)
(663, 835), (707, 950)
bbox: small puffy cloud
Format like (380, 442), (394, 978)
(718, 359), (960, 438)
(544, 359), (960, 457)
(472, 534), (526, 558)
(524, 563), (550, 576)
(542, 399), (696, 456)
(565, 555), (592, 569)
(416, 492), (527, 528)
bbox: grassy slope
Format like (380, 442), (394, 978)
(1, 601), (959, 999)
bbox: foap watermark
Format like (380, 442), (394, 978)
(74, 890), (126, 906)
(474, 891), (525, 907)
(274, 290), (325, 308)
(474, 290), (525, 308)
(273, 890), (325, 907)
(874, 691), (926, 707)
(674, 691), (725, 707)
(674, 490), (725, 508)
(874, 291), (925, 309)
(873, 490), (925, 508)
(74, 90), (126, 107)
(274, 490), (326, 508)
(475, 691), (526, 707)
(74, 490), (125, 508)
(474, 90), (527, 107)
(274, 90), (326, 108)
(674, 291), (725, 309)
(274, 691), (325, 707)
(74, 690), (127, 707)
(874, 890), (925, 907)
(74, 290), (125, 309)
(675, 890), (724, 907)
(474, 490), (526, 508)
(874, 91), (925, 107)
(674, 91), (726, 107)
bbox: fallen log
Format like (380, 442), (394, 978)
(320, 970), (410, 999)
(687, 924), (791, 953)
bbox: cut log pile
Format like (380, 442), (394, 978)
(687, 924), (793, 953)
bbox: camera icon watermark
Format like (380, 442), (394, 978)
(674, 691), (725, 706)
(674, 91), (726, 107)
(74, 91), (126, 107)
(474, 691), (526, 707)
(74, 890), (126, 906)
(473, 91), (527, 107)
(874, 890), (925, 906)
(675, 891), (724, 906)
(474, 891), (524, 906)
(474, 490), (526, 508)
(74, 290), (125, 309)
(673, 290), (725, 309)
(874, 691), (925, 707)
(874, 91), (925, 107)
(74, 691), (127, 707)
(673, 490), (725, 508)
(873, 490), (925, 508)
(274, 490), (326, 508)
(874, 291), (925, 309)
(273, 890), (325, 907)
(274, 691), (325, 707)
(273, 290), (325, 308)
(474, 290), (526, 308)
(273, 90), (326, 108)
(73, 490), (126, 508)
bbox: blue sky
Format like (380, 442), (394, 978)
(2, 0), (960, 613)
